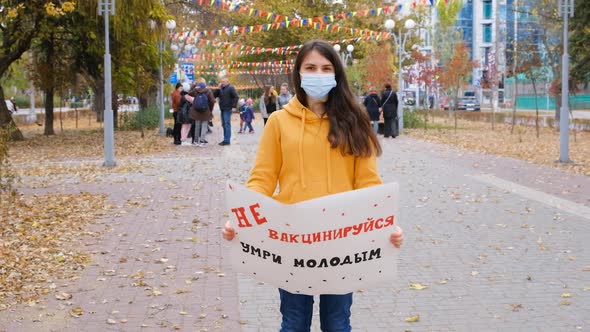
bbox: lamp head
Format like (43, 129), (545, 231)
(404, 19), (416, 30)
(384, 19), (395, 30)
(333, 44), (341, 52)
(346, 44), (354, 53)
(165, 19), (176, 30)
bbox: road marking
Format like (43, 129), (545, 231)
(469, 173), (590, 220)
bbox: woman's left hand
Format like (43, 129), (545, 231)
(390, 225), (403, 248)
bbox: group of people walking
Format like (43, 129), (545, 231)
(363, 83), (400, 138)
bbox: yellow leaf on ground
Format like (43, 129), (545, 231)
(561, 292), (572, 298)
(404, 314), (420, 323)
(409, 283), (428, 290)
(70, 306), (84, 317)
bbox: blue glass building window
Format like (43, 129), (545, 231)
(483, 24), (492, 43)
(483, 0), (492, 19)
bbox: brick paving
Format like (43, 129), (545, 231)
(1, 120), (589, 332)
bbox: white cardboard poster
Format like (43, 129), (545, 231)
(225, 181), (399, 295)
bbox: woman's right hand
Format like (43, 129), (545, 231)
(222, 221), (236, 241)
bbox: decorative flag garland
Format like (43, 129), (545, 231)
(178, 36), (376, 61)
(195, 69), (293, 76)
(172, 21), (393, 42)
(193, 1), (436, 26)
(192, 60), (294, 70)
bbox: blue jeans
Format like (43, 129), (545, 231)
(372, 121), (379, 134)
(279, 288), (352, 332)
(220, 109), (232, 143)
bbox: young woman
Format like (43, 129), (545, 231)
(259, 85), (277, 126)
(223, 39), (403, 331)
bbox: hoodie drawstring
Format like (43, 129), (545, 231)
(326, 140), (332, 193)
(299, 108), (307, 189)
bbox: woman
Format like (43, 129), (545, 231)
(188, 77), (215, 147)
(363, 88), (381, 134)
(222, 40), (404, 331)
(259, 85), (277, 126)
(380, 83), (399, 138)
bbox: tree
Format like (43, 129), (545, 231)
(570, 0), (590, 85)
(519, 41), (546, 138)
(522, 0), (562, 121)
(29, 8), (78, 135)
(439, 43), (478, 109)
(359, 43), (395, 91)
(433, 0), (463, 66)
(0, 2), (76, 140)
(438, 42), (478, 130)
(72, 0), (172, 122)
(409, 49), (440, 108)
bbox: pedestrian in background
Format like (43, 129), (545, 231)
(380, 83), (399, 138)
(170, 83), (183, 145)
(243, 98), (255, 134)
(222, 39), (403, 332)
(189, 77), (215, 147)
(277, 82), (292, 110)
(216, 77), (239, 146)
(363, 87), (381, 134)
(238, 98), (246, 134)
(259, 85), (277, 126)
(178, 83), (194, 145)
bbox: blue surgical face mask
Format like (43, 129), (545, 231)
(300, 73), (337, 100)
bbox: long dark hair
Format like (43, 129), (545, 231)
(264, 85), (276, 104)
(292, 40), (382, 157)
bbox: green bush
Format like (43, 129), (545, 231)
(14, 96), (30, 108)
(403, 109), (425, 129)
(69, 101), (85, 108)
(119, 106), (160, 130)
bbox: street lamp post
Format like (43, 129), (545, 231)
(333, 44), (354, 67)
(385, 18), (415, 135)
(558, 0), (574, 163)
(98, 0), (116, 167)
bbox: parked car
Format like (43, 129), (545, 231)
(457, 96), (480, 111)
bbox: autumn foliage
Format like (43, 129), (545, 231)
(438, 43), (478, 110)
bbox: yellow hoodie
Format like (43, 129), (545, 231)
(247, 96), (382, 204)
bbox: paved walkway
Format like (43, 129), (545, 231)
(1, 121), (589, 332)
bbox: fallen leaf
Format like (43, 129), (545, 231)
(409, 283), (428, 290)
(561, 293), (572, 298)
(70, 306), (84, 317)
(55, 292), (72, 300)
(404, 314), (420, 322)
(107, 318), (117, 324)
(560, 301), (572, 306)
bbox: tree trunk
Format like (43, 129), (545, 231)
(0, 86), (24, 140)
(113, 93), (119, 129)
(531, 79), (539, 138)
(510, 76), (518, 134)
(44, 88), (55, 136)
(94, 79), (105, 123)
